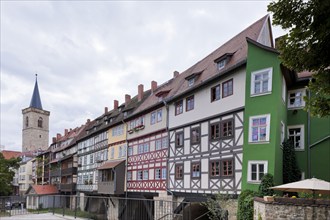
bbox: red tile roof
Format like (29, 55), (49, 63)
(1, 150), (21, 159)
(30, 185), (59, 195)
(97, 160), (125, 170)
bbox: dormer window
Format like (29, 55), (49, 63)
(188, 78), (195, 87)
(214, 52), (234, 71)
(217, 60), (226, 70)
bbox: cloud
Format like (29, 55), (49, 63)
(0, 1), (286, 152)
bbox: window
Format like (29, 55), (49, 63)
(138, 144), (144, 154)
(155, 168), (161, 180)
(38, 117), (43, 128)
(112, 125), (124, 136)
(90, 154), (94, 164)
(251, 68), (272, 95)
(175, 132), (184, 148)
(128, 146), (133, 156)
(282, 76), (286, 103)
(25, 116), (29, 127)
(175, 100), (183, 115)
(288, 89), (305, 108)
(248, 161), (268, 183)
(186, 96), (194, 111)
(155, 139), (162, 150)
(110, 148), (114, 159)
(127, 171), (132, 181)
(191, 127), (200, 144)
(210, 161), (220, 178)
(84, 156), (87, 165)
(175, 164), (183, 179)
(222, 79), (233, 98)
(249, 114), (271, 143)
(220, 119), (233, 138)
(217, 59), (226, 70)
(151, 112), (156, 125)
(211, 84), (220, 102)
(210, 123), (220, 140)
(162, 168), (167, 179)
(137, 171), (143, 180)
(119, 146), (123, 157)
(221, 159), (233, 177)
(157, 109), (162, 122)
(162, 137), (168, 149)
(288, 125), (304, 150)
(191, 163), (201, 178)
(188, 78), (195, 87)
(143, 143), (149, 153)
(281, 121), (285, 144)
(135, 116), (145, 127)
(143, 170), (149, 180)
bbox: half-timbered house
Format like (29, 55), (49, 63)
(167, 15), (273, 197)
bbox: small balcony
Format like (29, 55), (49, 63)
(76, 184), (97, 192)
(61, 167), (77, 176)
(60, 183), (76, 192)
(50, 169), (60, 177)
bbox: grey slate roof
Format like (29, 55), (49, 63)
(29, 76), (43, 110)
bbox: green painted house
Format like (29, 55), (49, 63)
(242, 37), (330, 192)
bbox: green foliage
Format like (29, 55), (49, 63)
(268, 0), (330, 117)
(282, 139), (301, 184)
(237, 190), (256, 220)
(258, 173), (275, 197)
(0, 152), (21, 196)
(201, 192), (230, 220)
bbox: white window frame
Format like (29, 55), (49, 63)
(143, 170), (149, 180)
(282, 76), (286, 103)
(248, 114), (271, 143)
(155, 168), (161, 180)
(150, 111), (156, 125)
(280, 121), (285, 144)
(251, 67), (273, 96)
(287, 125), (305, 150)
(287, 89), (306, 109)
(247, 160), (268, 183)
(217, 59), (226, 70)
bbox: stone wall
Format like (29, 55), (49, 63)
(254, 197), (330, 220)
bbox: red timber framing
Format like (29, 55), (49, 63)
(127, 130), (168, 192)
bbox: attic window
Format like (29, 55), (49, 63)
(188, 78), (195, 87)
(217, 60), (226, 70)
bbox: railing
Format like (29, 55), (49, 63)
(59, 183), (76, 192)
(50, 169), (60, 177)
(76, 184), (98, 192)
(61, 167), (77, 176)
(98, 181), (115, 194)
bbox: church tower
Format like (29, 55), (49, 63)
(22, 75), (50, 152)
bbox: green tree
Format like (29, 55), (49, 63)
(237, 190), (256, 220)
(0, 152), (21, 196)
(268, 0), (330, 118)
(258, 173), (274, 197)
(201, 192), (230, 220)
(282, 140), (301, 184)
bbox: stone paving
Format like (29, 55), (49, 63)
(0, 213), (89, 220)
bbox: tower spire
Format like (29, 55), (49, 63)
(29, 74), (43, 110)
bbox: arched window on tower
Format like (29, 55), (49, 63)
(38, 117), (43, 128)
(25, 116), (29, 127)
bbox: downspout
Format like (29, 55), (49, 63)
(162, 100), (171, 196)
(307, 83), (311, 178)
(121, 119), (128, 220)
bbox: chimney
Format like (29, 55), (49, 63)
(52, 137), (56, 143)
(104, 107), (108, 114)
(125, 94), (131, 105)
(64, 129), (68, 136)
(114, 100), (118, 110)
(151, 81), (157, 93)
(173, 71), (179, 78)
(56, 133), (61, 140)
(86, 119), (90, 124)
(138, 84), (144, 101)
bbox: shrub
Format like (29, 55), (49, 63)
(237, 190), (256, 220)
(201, 192), (230, 220)
(258, 173), (274, 197)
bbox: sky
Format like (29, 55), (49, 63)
(0, 1), (286, 152)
